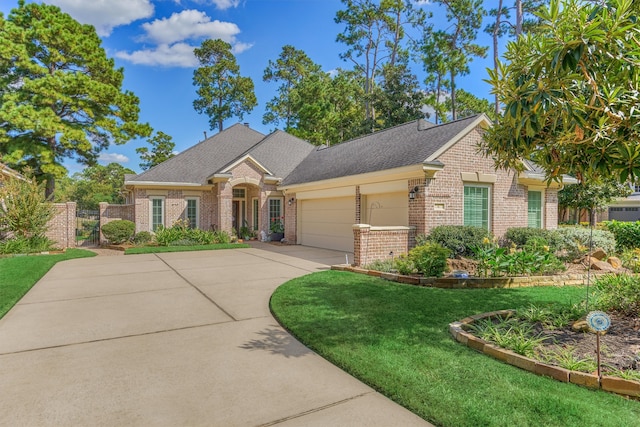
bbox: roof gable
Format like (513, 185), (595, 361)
(128, 123), (265, 185)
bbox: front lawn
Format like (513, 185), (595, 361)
(124, 243), (249, 255)
(270, 271), (640, 427)
(0, 249), (96, 319)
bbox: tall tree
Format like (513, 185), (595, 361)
(136, 131), (175, 171)
(0, 1), (151, 198)
(193, 39), (257, 132)
(288, 69), (364, 146)
(484, 1), (548, 116)
(70, 163), (134, 210)
(374, 56), (425, 129)
(262, 45), (321, 130)
(482, 0), (640, 184)
(427, 0), (488, 121)
(335, 0), (424, 127)
(447, 89), (496, 121)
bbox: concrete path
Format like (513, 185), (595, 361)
(0, 244), (431, 426)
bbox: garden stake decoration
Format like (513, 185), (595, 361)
(586, 310), (611, 380)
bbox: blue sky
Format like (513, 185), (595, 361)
(1, 0), (497, 175)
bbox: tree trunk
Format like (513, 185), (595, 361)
(493, 0), (504, 117)
(450, 70), (457, 121)
(515, 0), (523, 36)
(45, 175), (55, 200)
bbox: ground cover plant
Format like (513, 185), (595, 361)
(0, 249), (96, 319)
(271, 271), (640, 426)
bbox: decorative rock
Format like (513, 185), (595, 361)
(590, 259), (616, 272)
(607, 256), (622, 269)
(590, 248), (607, 260)
(572, 319), (590, 332)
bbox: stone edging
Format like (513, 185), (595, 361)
(331, 265), (587, 288)
(449, 310), (640, 399)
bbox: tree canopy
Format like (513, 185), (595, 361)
(0, 1), (150, 198)
(193, 39), (257, 132)
(482, 0), (640, 184)
(69, 163), (134, 210)
(136, 131), (175, 171)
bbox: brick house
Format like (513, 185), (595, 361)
(122, 114), (571, 265)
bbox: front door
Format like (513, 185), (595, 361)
(232, 200), (246, 231)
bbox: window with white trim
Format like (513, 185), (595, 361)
(528, 191), (543, 228)
(268, 198), (283, 232)
(150, 197), (164, 231)
(186, 197), (199, 229)
(463, 185), (490, 230)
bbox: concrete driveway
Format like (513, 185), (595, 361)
(0, 244), (431, 426)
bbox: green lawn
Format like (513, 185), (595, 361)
(0, 249), (96, 319)
(124, 243), (250, 255)
(270, 271), (640, 427)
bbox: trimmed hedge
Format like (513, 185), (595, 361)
(101, 220), (135, 244)
(419, 225), (491, 258)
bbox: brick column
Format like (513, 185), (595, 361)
(217, 182), (233, 233)
(284, 193), (297, 243)
(66, 202), (76, 248)
(408, 178), (427, 247)
(99, 202), (108, 244)
(353, 224), (370, 266)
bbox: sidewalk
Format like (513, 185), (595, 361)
(0, 247), (432, 426)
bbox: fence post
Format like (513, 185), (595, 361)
(99, 202), (108, 245)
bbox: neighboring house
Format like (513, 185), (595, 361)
(606, 183), (640, 222)
(120, 115), (570, 265)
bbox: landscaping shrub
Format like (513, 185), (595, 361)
(473, 243), (565, 277)
(0, 235), (55, 254)
(154, 221), (231, 246)
(504, 227), (563, 251)
(132, 231), (153, 245)
(364, 258), (395, 272)
(101, 220), (135, 244)
(555, 226), (615, 259)
(421, 225), (491, 258)
(620, 248), (640, 273)
(593, 274), (640, 316)
(408, 242), (450, 277)
(602, 220), (640, 251)
(213, 230), (231, 244)
(0, 174), (55, 238)
(394, 255), (416, 275)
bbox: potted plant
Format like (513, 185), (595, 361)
(269, 216), (285, 242)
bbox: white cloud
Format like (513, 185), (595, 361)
(46, 0), (154, 36)
(141, 10), (240, 45)
(98, 153), (130, 164)
(116, 9), (252, 68)
(187, 0), (241, 10)
(115, 43), (199, 67)
(232, 42), (253, 54)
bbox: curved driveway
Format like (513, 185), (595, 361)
(0, 244), (431, 426)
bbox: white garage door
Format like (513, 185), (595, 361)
(299, 197), (355, 252)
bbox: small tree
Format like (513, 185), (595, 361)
(0, 175), (55, 238)
(558, 179), (631, 224)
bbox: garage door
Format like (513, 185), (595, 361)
(362, 192), (408, 226)
(299, 197), (355, 252)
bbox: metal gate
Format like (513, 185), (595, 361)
(76, 209), (100, 246)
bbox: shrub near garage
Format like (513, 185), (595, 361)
(420, 225), (491, 258)
(603, 220), (640, 251)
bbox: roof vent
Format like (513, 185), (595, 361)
(244, 123), (250, 127)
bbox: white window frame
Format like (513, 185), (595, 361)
(185, 197), (200, 229)
(149, 196), (165, 232)
(268, 197), (283, 230)
(463, 184), (491, 230)
(527, 190), (544, 229)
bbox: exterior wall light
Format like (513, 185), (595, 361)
(409, 186), (419, 200)
(288, 197), (295, 206)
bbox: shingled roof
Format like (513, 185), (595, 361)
(128, 123), (265, 185)
(281, 114), (487, 186)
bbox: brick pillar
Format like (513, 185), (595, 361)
(217, 182), (233, 233)
(66, 202), (76, 248)
(353, 224), (370, 266)
(99, 202), (108, 245)
(408, 178), (427, 248)
(284, 193), (297, 243)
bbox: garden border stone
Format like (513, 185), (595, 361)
(449, 310), (640, 400)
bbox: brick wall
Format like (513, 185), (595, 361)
(353, 224), (415, 266)
(46, 202), (76, 249)
(418, 126), (553, 238)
